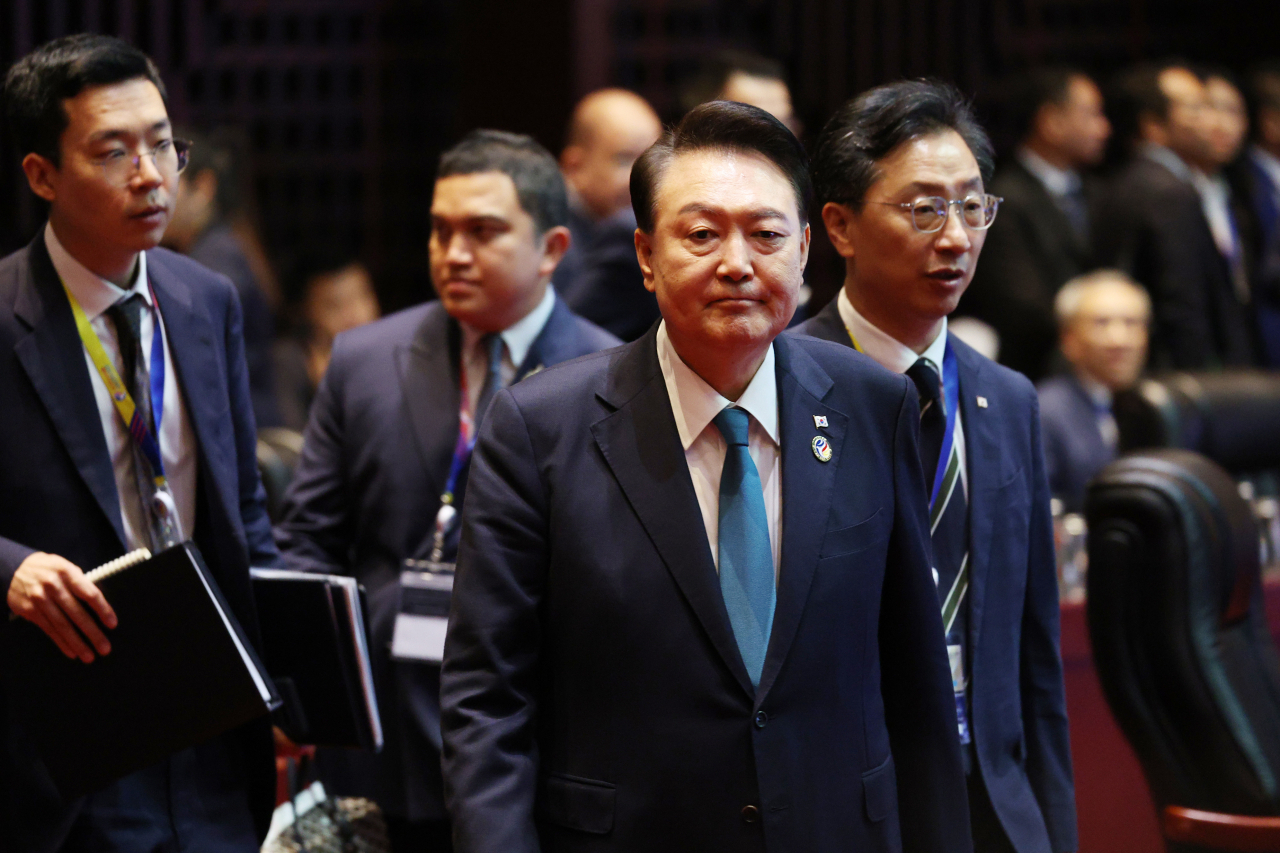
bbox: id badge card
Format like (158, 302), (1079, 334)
(948, 643), (972, 745)
(390, 561), (455, 663)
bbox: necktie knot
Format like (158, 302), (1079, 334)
(713, 406), (751, 447)
(484, 333), (505, 374)
(906, 359), (941, 412)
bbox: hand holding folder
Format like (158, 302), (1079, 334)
(2, 542), (279, 799)
(6, 550), (118, 662)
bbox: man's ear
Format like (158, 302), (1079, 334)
(821, 201), (858, 259)
(634, 228), (656, 293)
(22, 152), (58, 203)
(538, 225), (572, 280)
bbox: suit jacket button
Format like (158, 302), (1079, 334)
(754, 711), (768, 729)
(741, 805), (760, 823)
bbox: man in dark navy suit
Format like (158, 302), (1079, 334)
(441, 102), (970, 853)
(795, 80), (1076, 853)
(1038, 271), (1150, 513)
(0, 34), (277, 852)
(275, 130), (618, 852)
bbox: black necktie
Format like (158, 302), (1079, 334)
(473, 333), (506, 435)
(106, 293), (174, 550)
(906, 358), (944, 483)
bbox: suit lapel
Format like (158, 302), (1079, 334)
(149, 253), (247, 542)
(591, 331), (755, 698)
(519, 297), (572, 377)
(13, 236), (127, 549)
(952, 334), (998, 660)
(399, 306), (462, 501)
(756, 337), (844, 702)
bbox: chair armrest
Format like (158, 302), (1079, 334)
(1164, 806), (1280, 851)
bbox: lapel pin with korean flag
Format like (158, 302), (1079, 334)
(813, 414), (828, 429)
(976, 395), (989, 409)
(811, 435), (833, 462)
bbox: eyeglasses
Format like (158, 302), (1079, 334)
(871, 193), (1002, 233)
(92, 138), (192, 186)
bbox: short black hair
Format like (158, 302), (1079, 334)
(811, 79), (994, 210)
(3, 33), (167, 166)
(436, 129), (567, 234)
(1246, 61), (1280, 138)
(1108, 61), (1189, 149)
(1008, 66), (1086, 142)
(630, 100), (811, 233)
(178, 126), (248, 217)
(679, 50), (787, 114)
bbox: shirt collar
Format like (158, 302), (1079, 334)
(655, 320), (779, 451)
(1251, 145), (1280, 190)
(44, 221), (150, 320)
(837, 287), (948, 375)
(460, 286), (557, 369)
(1017, 147), (1081, 197)
(1074, 370), (1113, 409)
(1140, 142), (1196, 184)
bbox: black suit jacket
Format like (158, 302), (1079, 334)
(0, 234), (278, 852)
(1094, 154), (1258, 369)
(274, 297), (618, 821)
(554, 203), (659, 343)
(440, 328), (971, 853)
(961, 159), (1095, 380)
(793, 302), (1078, 853)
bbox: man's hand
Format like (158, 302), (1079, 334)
(7, 552), (117, 662)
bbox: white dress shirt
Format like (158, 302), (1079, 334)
(459, 286), (557, 416)
(1190, 171), (1249, 302)
(655, 321), (782, 581)
(45, 222), (197, 552)
(837, 289), (968, 499)
(1017, 146), (1082, 199)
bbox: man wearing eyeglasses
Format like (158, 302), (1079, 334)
(0, 35), (278, 852)
(793, 80), (1077, 853)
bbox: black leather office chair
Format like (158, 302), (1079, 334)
(1114, 371), (1280, 474)
(1086, 449), (1280, 851)
(256, 427), (305, 523)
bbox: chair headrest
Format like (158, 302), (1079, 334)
(1088, 449), (1259, 626)
(1114, 371), (1280, 473)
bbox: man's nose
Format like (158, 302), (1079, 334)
(934, 205), (973, 253)
(442, 233), (472, 265)
(133, 153), (164, 189)
(718, 232), (753, 282)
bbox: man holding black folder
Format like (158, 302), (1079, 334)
(275, 130), (617, 851)
(0, 35), (278, 852)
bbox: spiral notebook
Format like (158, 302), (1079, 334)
(2, 542), (280, 799)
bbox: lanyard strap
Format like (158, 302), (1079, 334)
(845, 324), (959, 508)
(63, 282), (167, 484)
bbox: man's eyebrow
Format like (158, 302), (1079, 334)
(431, 213), (511, 226)
(899, 176), (984, 195)
(675, 202), (791, 220)
(86, 119), (172, 144)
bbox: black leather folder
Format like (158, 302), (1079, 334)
(2, 542), (280, 799)
(250, 568), (383, 751)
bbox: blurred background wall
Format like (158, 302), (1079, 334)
(0, 0), (1271, 312)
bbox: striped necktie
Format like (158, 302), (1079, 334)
(907, 358), (972, 751)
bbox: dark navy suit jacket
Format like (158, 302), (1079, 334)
(274, 297), (618, 822)
(440, 328), (971, 853)
(0, 234), (278, 852)
(794, 301), (1077, 853)
(1036, 374), (1117, 513)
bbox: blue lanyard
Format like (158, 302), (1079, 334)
(929, 340), (959, 510)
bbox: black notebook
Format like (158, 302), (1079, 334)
(251, 568), (383, 751)
(2, 542), (279, 799)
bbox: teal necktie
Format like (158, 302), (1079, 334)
(713, 406), (775, 688)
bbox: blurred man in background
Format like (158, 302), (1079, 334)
(163, 126), (282, 426)
(276, 130), (617, 852)
(681, 49), (800, 135)
(272, 253), (380, 430)
(1038, 270), (1150, 512)
(556, 88), (662, 341)
(1095, 62), (1257, 368)
(1246, 62), (1280, 365)
(961, 67), (1110, 380)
